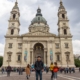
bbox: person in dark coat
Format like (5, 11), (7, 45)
(34, 56), (44, 80)
(79, 67), (80, 72)
(1, 67), (4, 74)
(18, 67), (23, 75)
(6, 65), (11, 77)
(46, 66), (49, 73)
(69, 67), (71, 73)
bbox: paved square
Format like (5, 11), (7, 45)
(0, 71), (80, 80)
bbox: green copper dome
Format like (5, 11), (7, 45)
(31, 8), (47, 25)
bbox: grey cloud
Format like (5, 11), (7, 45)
(0, 0), (80, 44)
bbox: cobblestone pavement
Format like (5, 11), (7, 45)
(0, 72), (80, 80)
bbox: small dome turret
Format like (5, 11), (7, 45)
(13, 0), (19, 10)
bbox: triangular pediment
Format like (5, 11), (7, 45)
(21, 31), (56, 37)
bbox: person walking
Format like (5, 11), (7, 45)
(1, 67), (4, 74)
(79, 67), (80, 72)
(46, 66), (49, 73)
(18, 67), (23, 75)
(25, 64), (30, 79)
(6, 65), (11, 77)
(53, 62), (59, 80)
(50, 62), (54, 80)
(69, 67), (71, 73)
(34, 56), (44, 80)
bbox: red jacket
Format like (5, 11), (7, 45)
(53, 66), (59, 72)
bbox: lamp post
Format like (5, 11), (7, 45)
(20, 60), (21, 67)
(7, 60), (10, 66)
(66, 58), (69, 68)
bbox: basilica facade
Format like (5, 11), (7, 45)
(3, 0), (75, 67)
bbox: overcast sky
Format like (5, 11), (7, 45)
(0, 0), (80, 56)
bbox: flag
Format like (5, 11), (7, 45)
(24, 51), (27, 62)
(50, 50), (53, 61)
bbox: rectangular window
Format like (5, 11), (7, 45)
(55, 43), (59, 49)
(8, 55), (11, 61)
(57, 55), (60, 61)
(65, 43), (69, 48)
(18, 55), (21, 61)
(9, 43), (12, 48)
(66, 55), (69, 61)
(18, 43), (22, 49)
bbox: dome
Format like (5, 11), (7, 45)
(31, 8), (47, 25)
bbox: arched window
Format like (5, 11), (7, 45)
(38, 17), (40, 20)
(13, 14), (16, 19)
(11, 29), (14, 35)
(62, 14), (65, 19)
(64, 29), (67, 35)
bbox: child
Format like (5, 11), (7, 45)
(53, 62), (59, 80)
(25, 64), (30, 79)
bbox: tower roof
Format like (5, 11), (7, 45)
(31, 7), (47, 25)
(59, 0), (65, 9)
(13, 0), (19, 10)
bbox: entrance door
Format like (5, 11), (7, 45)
(33, 43), (44, 63)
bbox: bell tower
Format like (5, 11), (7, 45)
(6, 0), (20, 36)
(58, 0), (72, 37)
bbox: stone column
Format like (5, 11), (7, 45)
(44, 51), (47, 65)
(32, 51), (33, 64)
(27, 41), (30, 64)
(44, 51), (45, 64)
(47, 41), (50, 67)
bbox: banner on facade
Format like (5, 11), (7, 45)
(50, 50), (53, 62)
(24, 50), (27, 62)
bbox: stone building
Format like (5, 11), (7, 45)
(3, 0), (75, 67)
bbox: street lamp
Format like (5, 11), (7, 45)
(66, 60), (68, 67)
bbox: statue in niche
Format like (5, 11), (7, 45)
(40, 46), (41, 50)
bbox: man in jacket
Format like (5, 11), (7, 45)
(34, 56), (44, 80)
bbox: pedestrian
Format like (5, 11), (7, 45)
(66, 67), (69, 73)
(1, 67), (4, 74)
(69, 67), (71, 73)
(53, 62), (59, 80)
(64, 68), (66, 74)
(72, 67), (75, 73)
(34, 56), (44, 80)
(18, 67), (23, 75)
(25, 64), (30, 79)
(59, 67), (62, 73)
(79, 67), (80, 72)
(46, 66), (49, 73)
(50, 62), (54, 80)
(6, 65), (11, 77)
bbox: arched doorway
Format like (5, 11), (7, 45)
(33, 43), (44, 63)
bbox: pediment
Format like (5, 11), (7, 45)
(21, 31), (56, 37)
